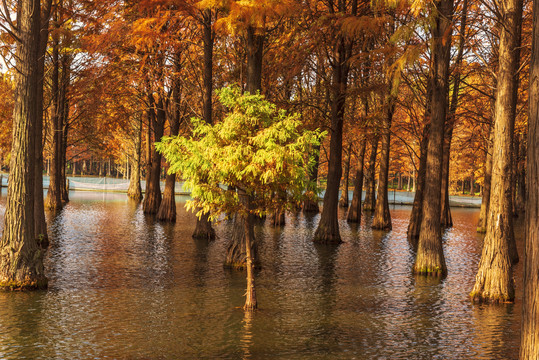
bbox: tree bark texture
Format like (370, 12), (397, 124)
(34, 0), (53, 245)
(520, 3), (539, 351)
(413, 0), (453, 276)
(127, 114), (143, 202)
(143, 94), (165, 214)
(44, 13), (62, 211)
(407, 124), (429, 244)
(478, 124), (494, 232)
(313, 35), (350, 244)
(470, 0), (522, 302)
(339, 144), (352, 208)
(347, 137), (367, 223)
(363, 136), (379, 212)
(372, 102), (394, 231)
(193, 13), (217, 239)
(0, 0), (47, 290)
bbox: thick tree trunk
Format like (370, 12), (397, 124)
(193, 11), (216, 239)
(143, 93), (164, 214)
(347, 137), (367, 223)
(363, 136), (379, 212)
(520, 3), (539, 352)
(470, 0), (522, 302)
(339, 144), (352, 208)
(372, 102), (394, 230)
(0, 0), (47, 290)
(407, 124), (429, 244)
(477, 124), (494, 232)
(413, 0), (453, 276)
(127, 114), (143, 202)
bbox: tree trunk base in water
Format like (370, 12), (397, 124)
(313, 225), (342, 245)
(128, 190), (142, 203)
(157, 195), (176, 222)
(192, 213), (216, 241)
(303, 199), (319, 213)
(0, 277), (48, 291)
(270, 210), (285, 227)
(224, 216), (259, 270)
(476, 226), (487, 234)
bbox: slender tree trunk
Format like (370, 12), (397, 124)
(128, 114), (143, 202)
(60, 65), (70, 204)
(157, 71), (182, 221)
(193, 10), (216, 239)
(0, 0), (47, 290)
(515, 132), (526, 214)
(34, 1), (52, 246)
(241, 192), (257, 311)
(413, 0), (454, 276)
(470, 0), (522, 301)
(347, 137), (367, 223)
(44, 10), (62, 211)
(313, 36), (350, 244)
(339, 144), (352, 208)
(225, 25), (265, 265)
(440, 126), (454, 227)
(478, 124), (494, 232)
(143, 92), (165, 214)
(363, 136), (379, 212)
(520, 2), (539, 351)
(407, 124), (429, 244)
(372, 101), (395, 230)
(303, 143), (321, 213)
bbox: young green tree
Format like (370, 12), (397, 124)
(157, 86), (323, 310)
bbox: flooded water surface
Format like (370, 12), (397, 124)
(0, 191), (523, 359)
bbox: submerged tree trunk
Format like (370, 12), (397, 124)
(372, 101), (394, 231)
(470, 0), (522, 302)
(34, 1), (52, 246)
(313, 38), (349, 244)
(225, 25), (264, 264)
(143, 93), (165, 214)
(520, 3), (539, 352)
(347, 137), (367, 223)
(413, 0), (453, 277)
(477, 124), (494, 232)
(242, 194), (257, 311)
(193, 10), (216, 239)
(339, 144), (352, 208)
(363, 136), (379, 212)
(0, 0), (47, 290)
(128, 114), (143, 202)
(407, 124), (429, 244)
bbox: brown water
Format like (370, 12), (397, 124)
(0, 190), (523, 359)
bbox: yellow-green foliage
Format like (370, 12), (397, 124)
(156, 85), (325, 221)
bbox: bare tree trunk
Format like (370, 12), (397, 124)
(0, 0), (47, 290)
(241, 193), (257, 311)
(44, 8), (62, 211)
(363, 136), (379, 212)
(413, 0), (454, 276)
(520, 2), (539, 351)
(127, 114), (143, 202)
(143, 92), (165, 214)
(303, 143), (321, 213)
(34, 0), (53, 246)
(407, 124), (429, 244)
(193, 10), (216, 239)
(372, 101), (395, 230)
(470, 0), (522, 301)
(515, 132), (526, 214)
(347, 137), (367, 223)
(477, 124), (494, 232)
(339, 144), (352, 208)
